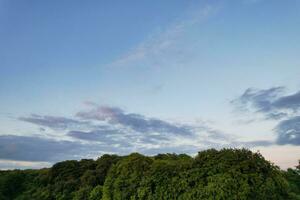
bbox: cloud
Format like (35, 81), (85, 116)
(76, 105), (194, 136)
(76, 106), (123, 122)
(273, 91), (300, 112)
(73, 104), (212, 149)
(67, 129), (133, 149)
(19, 114), (88, 130)
(0, 134), (136, 164)
(0, 131), (221, 166)
(108, 3), (217, 69)
(0, 135), (88, 162)
(0, 132), (276, 168)
(68, 129), (122, 141)
(232, 86), (300, 146)
(7, 103), (243, 167)
(9, 101), (290, 169)
(275, 116), (300, 145)
(232, 87), (300, 119)
(18, 103), (223, 146)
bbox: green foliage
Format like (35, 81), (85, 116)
(0, 149), (299, 199)
(284, 160), (300, 199)
(102, 153), (153, 200)
(89, 185), (103, 200)
(73, 186), (93, 200)
(95, 154), (121, 185)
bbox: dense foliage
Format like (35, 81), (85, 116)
(0, 149), (299, 200)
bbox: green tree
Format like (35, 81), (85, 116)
(102, 153), (153, 200)
(89, 185), (103, 200)
(0, 150), (299, 200)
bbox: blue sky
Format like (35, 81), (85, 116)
(1, 0), (300, 169)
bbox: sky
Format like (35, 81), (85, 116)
(0, 0), (300, 170)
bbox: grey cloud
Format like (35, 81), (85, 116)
(118, 113), (193, 135)
(232, 87), (300, 119)
(67, 130), (133, 148)
(68, 129), (122, 141)
(266, 113), (288, 120)
(19, 104), (222, 145)
(273, 91), (300, 112)
(138, 134), (170, 144)
(140, 145), (201, 155)
(0, 135), (87, 162)
(76, 105), (193, 136)
(0, 134), (135, 164)
(232, 87), (283, 113)
(18, 105), (224, 155)
(0, 134), (199, 165)
(68, 128), (172, 147)
(14, 102), (279, 167)
(76, 106), (123, 121)
(275, 116), (300, 145)
(19, 114), (87, 130)
(233, 87), (300, 146)
(5, 104), (237, 166)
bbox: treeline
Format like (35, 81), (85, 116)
(0, 149), (299, 200)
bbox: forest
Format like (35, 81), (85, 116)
(0, 149), (299, 200)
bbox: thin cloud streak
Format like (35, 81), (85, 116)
(108, 3), (218, 68)
(19, 114), (89, 131)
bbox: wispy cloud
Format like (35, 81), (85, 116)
(19, 114), (89, 131)
(108, 3), (218, 68)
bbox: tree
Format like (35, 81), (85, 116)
(89, 185), (103, 200)
(0, 149), (298, 200)
(102, 153), (153, 200)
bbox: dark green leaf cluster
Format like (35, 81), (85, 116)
(0, 149), (299, 200)
(284, 160), (300, 200)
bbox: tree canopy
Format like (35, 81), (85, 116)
(0, 149), (299, 200)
